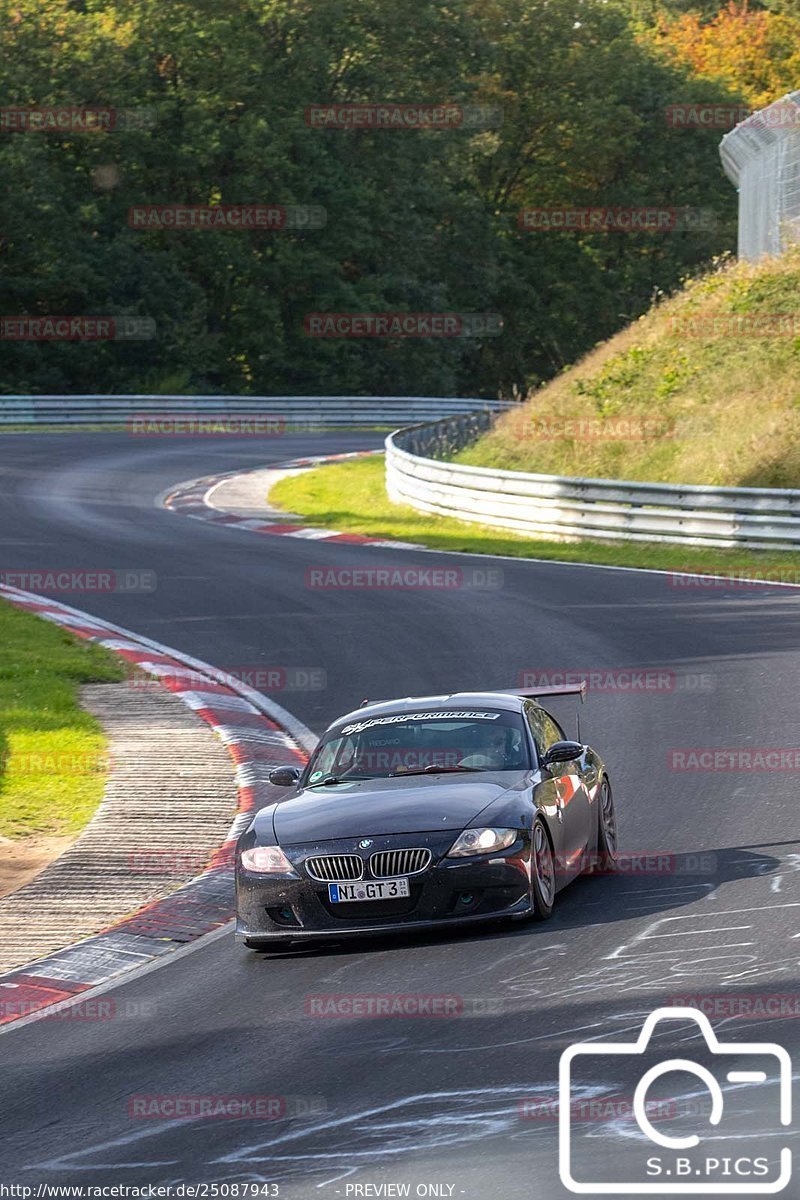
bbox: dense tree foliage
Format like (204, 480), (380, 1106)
(0, 0), (747, 396)
(649, 1), (800, 107)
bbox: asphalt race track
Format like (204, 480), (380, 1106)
(1, 431), (799, 1198)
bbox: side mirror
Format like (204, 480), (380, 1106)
(541, 740), (583, 768)
(268, 766), (301, 786)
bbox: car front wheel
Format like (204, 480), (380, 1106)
(595, 777), (618, 871)
(531, 818), (555, 919)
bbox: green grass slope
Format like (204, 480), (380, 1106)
(0, 600), (125, 839)
(269, 455), (800, 577)
(458, 250), (800, 487)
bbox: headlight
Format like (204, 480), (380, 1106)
(447, 827), (518, 857)
(240, 846), (297, 874)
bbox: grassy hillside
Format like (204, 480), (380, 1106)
(458, 249), (800, 488)
(0, 601), (124, 839)
(270, 455), (800, 577)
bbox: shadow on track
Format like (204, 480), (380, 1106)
(244, 842), (785, 961)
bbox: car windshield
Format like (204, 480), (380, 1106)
(303, 708), (530, 782)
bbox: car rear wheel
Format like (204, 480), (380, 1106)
(596, 777), (618, 871)
(531, 818), (555, 920)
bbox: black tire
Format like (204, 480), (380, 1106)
(595, 777), (618, 872)
(531, 818), (556, 920)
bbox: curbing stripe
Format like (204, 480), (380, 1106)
(160, 451), (424, 548)
(163, 456), (800, 591)
(0, 584), (315, 1027)
(0, 585), (319, 753)
(169, 691), (261, 714)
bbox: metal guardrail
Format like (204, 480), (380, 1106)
(10, 397), (798, 548)
(0, 395), (511, 427)
(386, 417), (800, 549)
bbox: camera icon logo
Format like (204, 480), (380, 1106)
(559, 1006), (792, 1194)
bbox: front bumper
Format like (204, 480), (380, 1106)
(235, 832), (531, 941)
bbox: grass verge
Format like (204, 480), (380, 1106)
(270, 455), (800, 579)
(0, 599), (126, 839)
(457, 249), (800, 487)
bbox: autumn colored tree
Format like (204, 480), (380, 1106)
(647, 1), (800, 108)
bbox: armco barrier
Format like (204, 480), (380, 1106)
(0, 395), (510, 428)
(385, 416), (800, 549)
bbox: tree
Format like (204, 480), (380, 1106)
(647, 1), (800, 109)
(0, 0), (740, 397)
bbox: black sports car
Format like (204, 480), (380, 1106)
(235, 685), (617, 948)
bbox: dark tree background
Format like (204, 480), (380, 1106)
(0, 0), (743, 397)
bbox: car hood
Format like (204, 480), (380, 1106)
(272, 772), (530, 844)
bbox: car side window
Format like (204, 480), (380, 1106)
(524, 703), (547, 759)
(540, 711), (564, 748)
(525, 703), (563, 759)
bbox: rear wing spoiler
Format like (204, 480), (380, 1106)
(358, 681), (588, 709)
(496, 682), (587, 703)
(499, 680), (587, 741)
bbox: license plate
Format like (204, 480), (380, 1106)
(328, 878), (410, 903)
